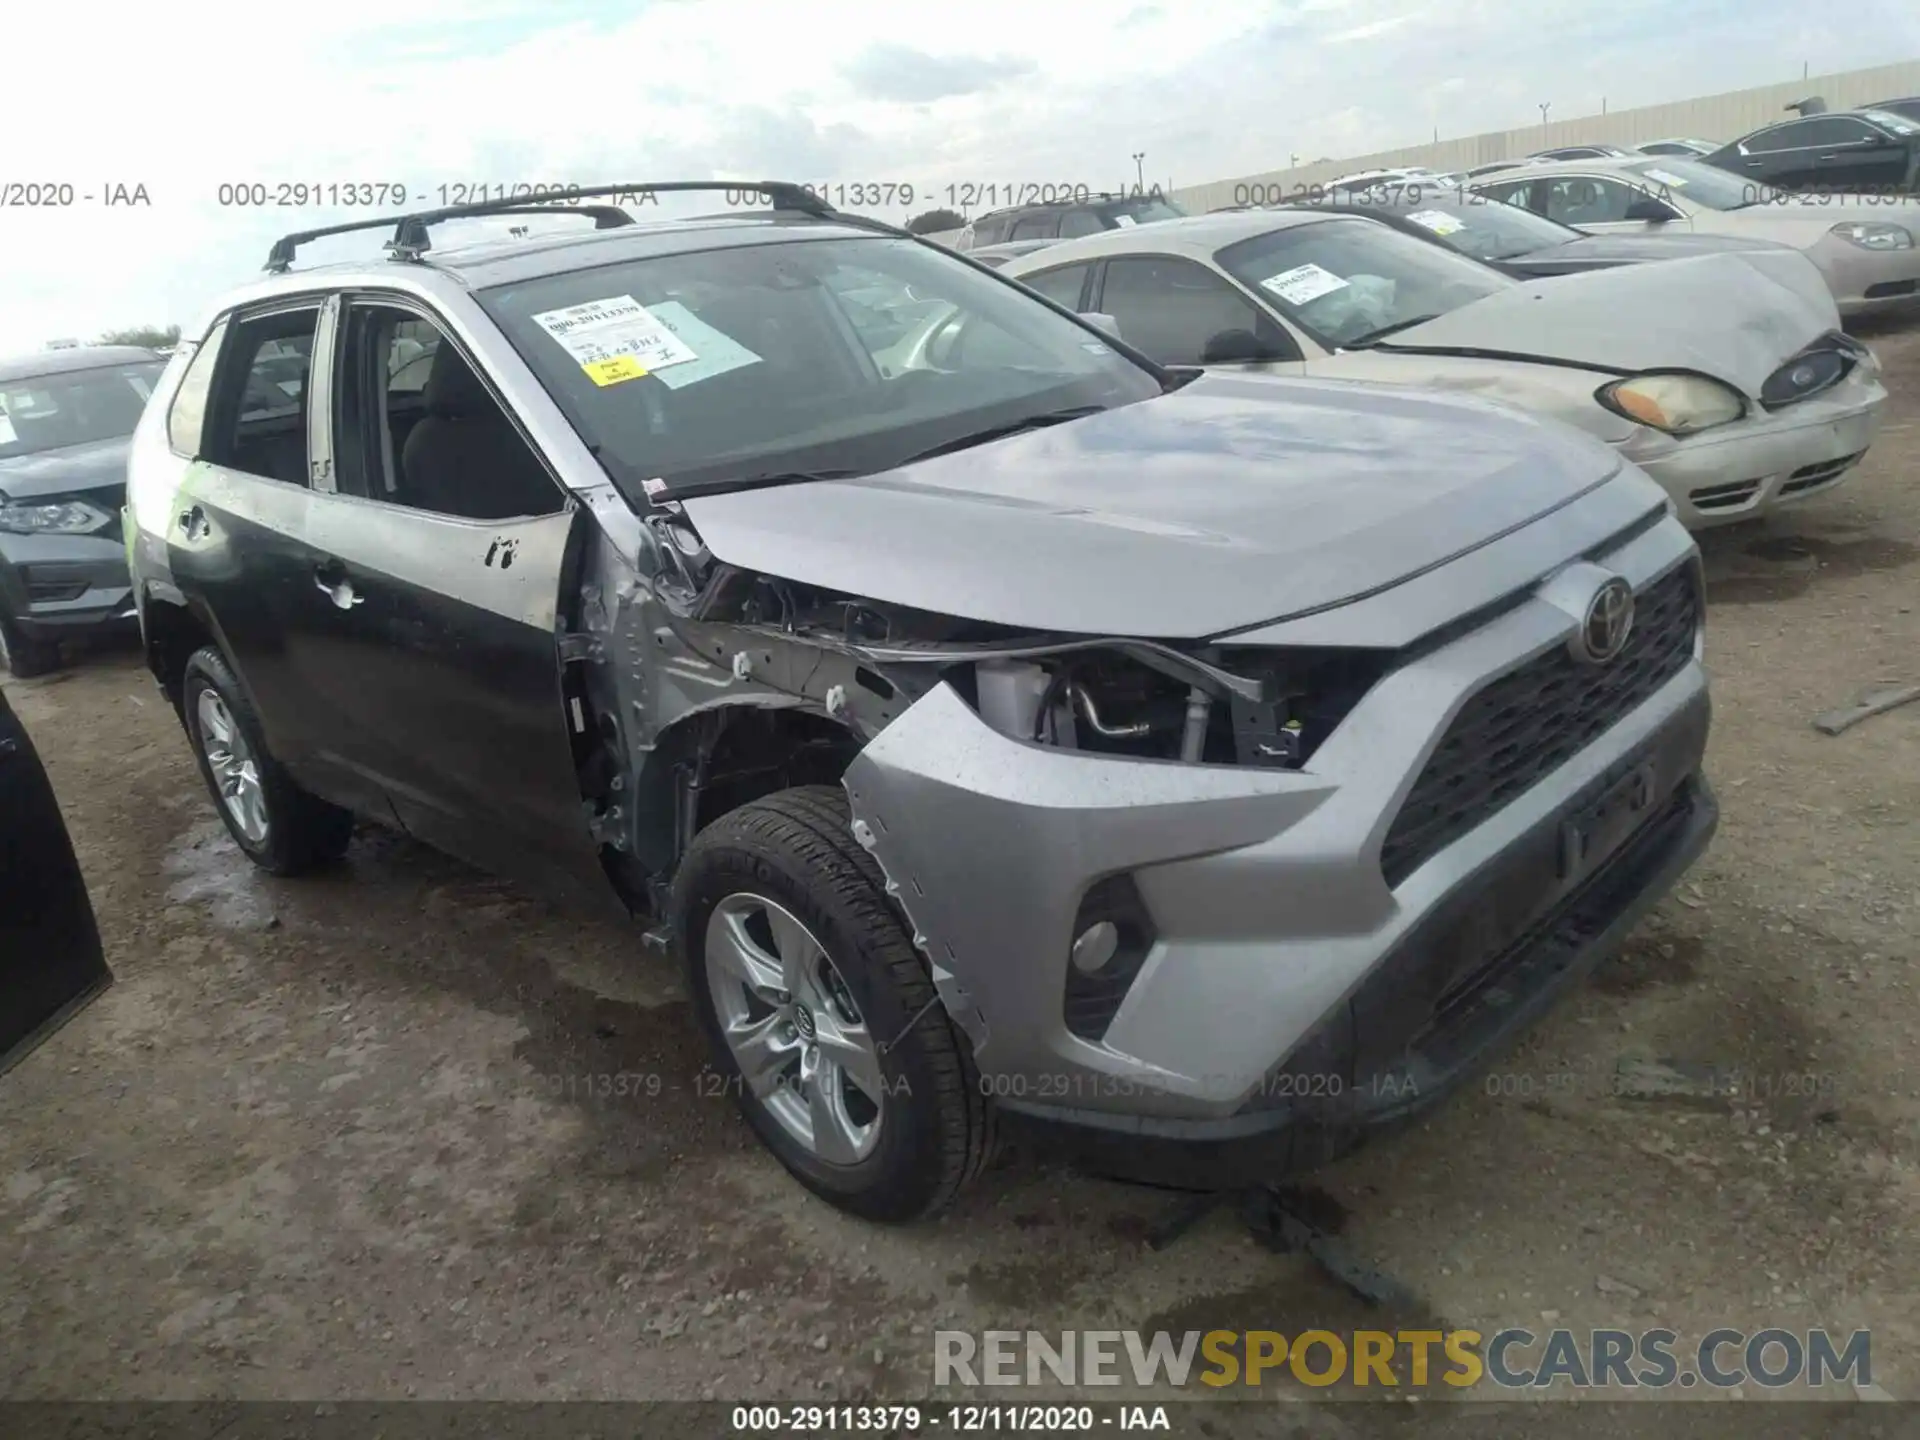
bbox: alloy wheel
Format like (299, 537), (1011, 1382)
(195, 688), (270, 844)
(705, 892), (887, 1164)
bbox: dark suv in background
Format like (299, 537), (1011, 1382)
(957, 192), (1187, 250)
(0, 346), (166, 675)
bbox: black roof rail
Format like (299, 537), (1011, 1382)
(263, 181), (850, 273)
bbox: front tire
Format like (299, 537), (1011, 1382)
(672, 785), (994, 1221)
(180, 645), (354, 875)
(0, 612), (63, 678)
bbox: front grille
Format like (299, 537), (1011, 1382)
(1779, 452), (1862, 496)
(1379, 563), (1700, 887)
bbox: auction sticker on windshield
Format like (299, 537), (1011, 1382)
(1406, 209), (1465, 235)
(531, 295), (700, 387)
(1642, 168), (1689, 188)
(644, 302), (762, 391)
(1260, 262), (1349, 306)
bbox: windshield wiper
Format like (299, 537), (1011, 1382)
(655, 467), (865, 502)
(892, 405), (1109, 467)
(1344, 314), (1446, 348)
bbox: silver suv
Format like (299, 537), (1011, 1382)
(126, 183), (1717, 1221)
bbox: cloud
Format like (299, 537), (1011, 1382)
(840, 45), (1037, 102)
(1, 0), (1915, 350)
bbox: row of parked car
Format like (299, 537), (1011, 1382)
(1322, 93), (1920, 196)
(0, 161), (1897, 1223)
(949, 153), (1915, 531)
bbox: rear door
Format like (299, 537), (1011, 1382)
(166, 297), (390, 815)
(302, 292), (618, 915)
(1726, 119), (1825, 191)
(0, 687), (109, 1078)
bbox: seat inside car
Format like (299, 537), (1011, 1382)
(399, 345), (559, 519)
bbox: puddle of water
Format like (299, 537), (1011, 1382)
(163, 819), (281, 932)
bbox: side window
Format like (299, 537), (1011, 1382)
(1020, 264), (1092, 310)
(1745, 120), (1815, 153)
(1541, 176), (1636, 225)
(166, 320), (228, 457)
(1478, 178), (1535, 209)
(1009, 214), (1058, 240)
(1057, 209), (1103, 238)
(334, 301), (563, 520)
(972, 216), (1010, 246)
(1813, 117), (1879, 145)
(1097, 256), (1296, 366)
(205, 308), (319, 485)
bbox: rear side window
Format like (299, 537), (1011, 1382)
(1020, 264), (1092, 309)
(1009, 214), (1057, 240)
(167, 322), (227, 457)
(206, 308), (321, 485)
(1058, 209), (1103, 238)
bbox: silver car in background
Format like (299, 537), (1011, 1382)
(1000, 211), (1885, 527)
(1471, 156), (1920, 317)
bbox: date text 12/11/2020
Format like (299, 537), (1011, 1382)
(209, 181), (1173, 210)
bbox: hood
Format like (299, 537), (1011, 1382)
(1373, 250), (1838, 395)
(0, 435), (132, 501)
(1705, 196), (1920, 246)
(1543, 231), (1800, 265)
(678, 372), (1625, 640)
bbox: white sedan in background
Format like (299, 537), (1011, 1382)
(991, 210), (1885, 528)
(1470, 156), (1920, 317)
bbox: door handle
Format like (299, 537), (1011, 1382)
(177, 505), (210, 541)
(313, 559), (364, 610)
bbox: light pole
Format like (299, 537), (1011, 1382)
(1132, 151), (1146, 194)
(1538, 101), (1551, 142)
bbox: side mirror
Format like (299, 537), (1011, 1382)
(1623, 197), (1675, 222)
(1079, 311), (1122, 338)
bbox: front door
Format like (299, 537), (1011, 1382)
(302, 293), (617, 915)
(0, 687), (109, 1077)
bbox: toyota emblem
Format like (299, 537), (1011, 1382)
(1572, 577), (1635, 664)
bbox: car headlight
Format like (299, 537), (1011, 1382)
(1595, 373), (1746, 435)
(1830, 222), (1913, 250)
(0, 497), (115, 535)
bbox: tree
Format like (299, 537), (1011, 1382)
(97, 324), (180, 349)
(906, 208), (965, 235)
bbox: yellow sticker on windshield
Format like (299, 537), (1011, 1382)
(583, 355), (648, 386)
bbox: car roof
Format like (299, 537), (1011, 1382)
(998, 210), (1348, 269)
(0, 345), (166, 383)
(1477, 156), (1673, 183)
(188, 211), (900, 329)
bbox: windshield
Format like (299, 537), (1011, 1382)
(1215, 216), (1511, 349)
(1356, 195), (1582, 261)
(0, 361), (163, 459)
(478, 235), (1162, 500)
(1860, 108), (1920, 136)
(1620, 157), (1776, 209)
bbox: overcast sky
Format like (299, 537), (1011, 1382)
(2, 0), (1913, 352)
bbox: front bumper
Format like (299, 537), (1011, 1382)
(0, 530), (136, 640)
(844, 512), (1711, 1151)
(1809, 236), (1920, 316)
(1630, 373), (1886, 528)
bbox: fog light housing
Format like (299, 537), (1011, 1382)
(1063, 875), (1156, 1042)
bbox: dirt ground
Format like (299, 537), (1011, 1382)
(5, 317), (1920, 1428)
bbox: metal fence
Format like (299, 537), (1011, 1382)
(917, 58), (1920, 245)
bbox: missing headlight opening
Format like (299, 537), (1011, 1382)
(965, 648), (1393, 768)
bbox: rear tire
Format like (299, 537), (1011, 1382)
(180, 645), (354, 875)
(672, 785), (994, 1221)
(0, 612), (63, 678)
